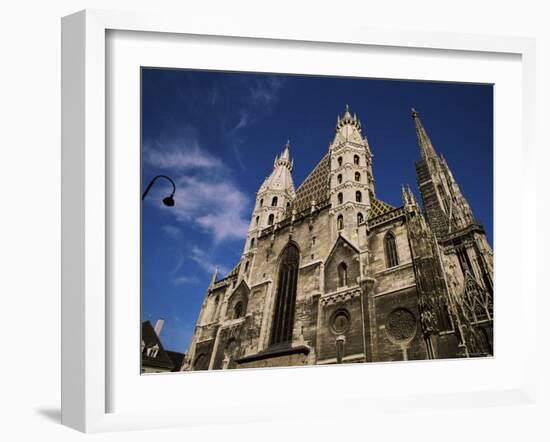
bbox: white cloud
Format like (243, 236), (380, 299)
(144, 133), (251, 242)
(171, 175), (250, 242)
(172, 275), (200, 285)
(143, 137), (223, 171)
(248, 76), (285, 108)
(162, 225), (181, 238)
(232, 110), (251, 133)
(189, 246), (229, 275)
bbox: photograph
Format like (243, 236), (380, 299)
(140, 69), (494, 373)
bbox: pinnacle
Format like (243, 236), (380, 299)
(336, 104), (361, 132)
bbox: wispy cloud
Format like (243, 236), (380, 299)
(144, 138), (223, 171)
(190, 246), (229, 275)
(162, 225), (182, 238)
(172, 176), (250, 242)
(172, 275), (200, 286)
(222, 75), (287, 170)
(230, 110), (252, 133)
(207, 83), (219, 107)
(144, 133), (251, 243)
(247, 76), (286, 109)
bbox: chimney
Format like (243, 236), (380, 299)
(154, 318), (165, 337)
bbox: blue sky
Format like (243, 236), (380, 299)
(141, 68), (493, 353)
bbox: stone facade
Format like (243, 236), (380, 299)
(182, 106), (494, 371)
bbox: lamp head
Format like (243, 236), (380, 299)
(162, 194), (175, 207)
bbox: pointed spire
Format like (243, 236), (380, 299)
(411, 107), (438, 160)
(336, 104), (361, 132)
(273, 140), (293, 171)
(208, 267), (218, 290)
(401, 184), (409, 205)
(280, 140), (290, 160)
(407, 185), (417, 205)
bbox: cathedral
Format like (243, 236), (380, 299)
(182, 106), (494, 370)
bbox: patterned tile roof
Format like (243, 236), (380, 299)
(291, 153), (331, 214)
(369, 198), (396, 219)
(284, 152), (396, 221)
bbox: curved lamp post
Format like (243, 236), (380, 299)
(142, 175), (176, 207)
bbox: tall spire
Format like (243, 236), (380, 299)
(411, 108), (438, 161)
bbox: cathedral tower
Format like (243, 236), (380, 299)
(240, 142), (296, 277)
(412, 108), (476, 238)
(329, 105), (374, 244)
(412, 108), (493, 356)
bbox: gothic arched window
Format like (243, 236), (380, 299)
(355, 191), (362, 203)
(270, 244), (300, 346)
(337, 174), (343, 184)
(338, 262), (348, 287)
(355, 172), (361, 182)
(337, 192), (343, 205)
(384, 231), (399, 268)
(193, 353), (208, 371)
(337, 156), (343, 167)
(353, 155), (360, 165)
(250, 238), (255, 248)
(210, 295), (220, 322)
(244, 261), (249, 273)
(357, 212), (364, 225)
(337, 214), (344, 230)
(268, 214), (275, 226)
(255, 216), (259, 226)
(271, 196), (278, 207)
(234, 301), (243, 319)
(259, 199), (264, 207)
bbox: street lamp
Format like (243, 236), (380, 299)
(142, 175), (176, 207)
(335, 335), (346, 364)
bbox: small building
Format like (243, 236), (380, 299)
(141, 319), (185, 373)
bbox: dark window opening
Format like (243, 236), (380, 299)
(270, 244), (300, 346)
(355, 191), (362, 203)
(271, 196), (278, 207)
(234, 302), (244, 319)
(337, 215), (344, 231)
(384, 231), (399, 268)
(353, 155), (360, 165)
(338, 262), (348, 287)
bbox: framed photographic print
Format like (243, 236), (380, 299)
(61, 9), (537, 433)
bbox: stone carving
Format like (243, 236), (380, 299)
(386, 308), (417, 343)
(320, 288), (361, 306)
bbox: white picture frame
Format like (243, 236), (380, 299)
(61, 9), (537, 433)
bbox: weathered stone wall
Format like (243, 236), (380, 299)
(324, 237), (361, 293)
(368, 220), (412, 276)
(370, 288), (428, 362)
(317, 290), (365, 362)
